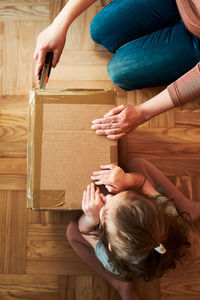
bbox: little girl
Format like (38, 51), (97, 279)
(66, 158), (200, 300)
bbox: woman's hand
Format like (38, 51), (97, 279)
(91, 104), (145, 140)
(81, 183), (105, 228)
(91, 164), (130, 193)
(34, 21), (67, 76)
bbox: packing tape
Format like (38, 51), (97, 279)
(27, 89), (117, 209)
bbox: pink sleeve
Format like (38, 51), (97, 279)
(167, 62), (200, 107)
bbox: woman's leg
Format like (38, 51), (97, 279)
(90, 0), (180, 52)
(66, 220), (139, 300)
(125, 158), (200, 221)
(107, 23), (200, 90)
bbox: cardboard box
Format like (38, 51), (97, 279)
(27, 89), (118, 210)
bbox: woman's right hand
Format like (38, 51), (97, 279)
(33, 21), (67, 76)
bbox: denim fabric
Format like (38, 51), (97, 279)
(90, 0), (200, 90)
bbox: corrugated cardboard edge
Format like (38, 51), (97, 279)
(27, 88), (118, 210)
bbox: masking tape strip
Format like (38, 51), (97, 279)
(36, 89), (116, 105)
(32, 190), (66, 209)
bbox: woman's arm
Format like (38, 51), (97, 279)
(91, 88), (175, 140)
(34, 0), (97, 75)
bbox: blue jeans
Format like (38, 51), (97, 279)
(90, 0), (200, 90)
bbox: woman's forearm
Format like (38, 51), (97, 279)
(53, 0), (97, 30)
(139, 88), (175, 122)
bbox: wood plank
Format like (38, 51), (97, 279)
(59, 49), (112, 66)
(175, 176), (192, 200)
(127, 128), (200, 144)
(175, 111), (200, 127)
(0, 1), (49, 20)
(0, 158), (26, 174)
(0, 96), (28, 158)
(161, 260), (200, 299)
(17, 21), (35, 94)
(0, 191), (27, 273)
(59, 275), (76, 300)
(50, 0), (64, 23)
(47, 79), (115, 90)
(26, 224), (95, 275)
(143, 159), (200, 176)
(27, 209), (81, 225)
(0, 174), (26, 190)
(0, 274), (60, 300)
(65, 4), (96, 51)
(0, 22), (3, 101)
(127, 143), (200, 159)
(75, 276), (93, 300)
(2, 21), (19, 95)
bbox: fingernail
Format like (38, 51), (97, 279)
(91, 125), (95, 129)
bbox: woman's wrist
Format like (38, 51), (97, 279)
(139, 88), (175, 122)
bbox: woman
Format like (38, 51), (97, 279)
(34, 0), (200, 139)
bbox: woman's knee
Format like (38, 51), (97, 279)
(107, 54), (140, 90)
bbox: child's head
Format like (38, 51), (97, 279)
(99, 190), (190, 281)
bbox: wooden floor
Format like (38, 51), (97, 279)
(0, 1), (200, 299)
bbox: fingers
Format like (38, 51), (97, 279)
(100, 164), (116, 170)
(91, 122), (119, 130)
(95, 127), (125, 136)
(92, 170), (110, 175)
(107, 133), (126, 140)
(81, 190), (86, 210)
(105, 185), (118, 194)
(90, 182), (95, 201)
(52, 50), (60, 68)
(35, 49), (46, 76)
(92, 116), (118, 125)
(104, 105), (126, 117)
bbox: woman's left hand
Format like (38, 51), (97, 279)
(91, 104), (145, 140)
(82, 183), (105, 227)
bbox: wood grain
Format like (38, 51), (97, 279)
(0, 191), (27, 273)
(0, 0), (49, 21)
(26, 224), (95, 275)
(1, 0), (200, 299)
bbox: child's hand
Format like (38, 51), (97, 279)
(82, 183), (105, 227)
(91, 164), (129, 194)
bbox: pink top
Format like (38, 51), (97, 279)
(167, 0), (200, 106)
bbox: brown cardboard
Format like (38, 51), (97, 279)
(27, 89), (118, 210)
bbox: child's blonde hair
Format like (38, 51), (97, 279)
(100, 191), (190, 281)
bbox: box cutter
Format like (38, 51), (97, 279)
(38, 52), (53, 89)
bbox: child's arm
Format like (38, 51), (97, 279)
(91, 164), (160, 196)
